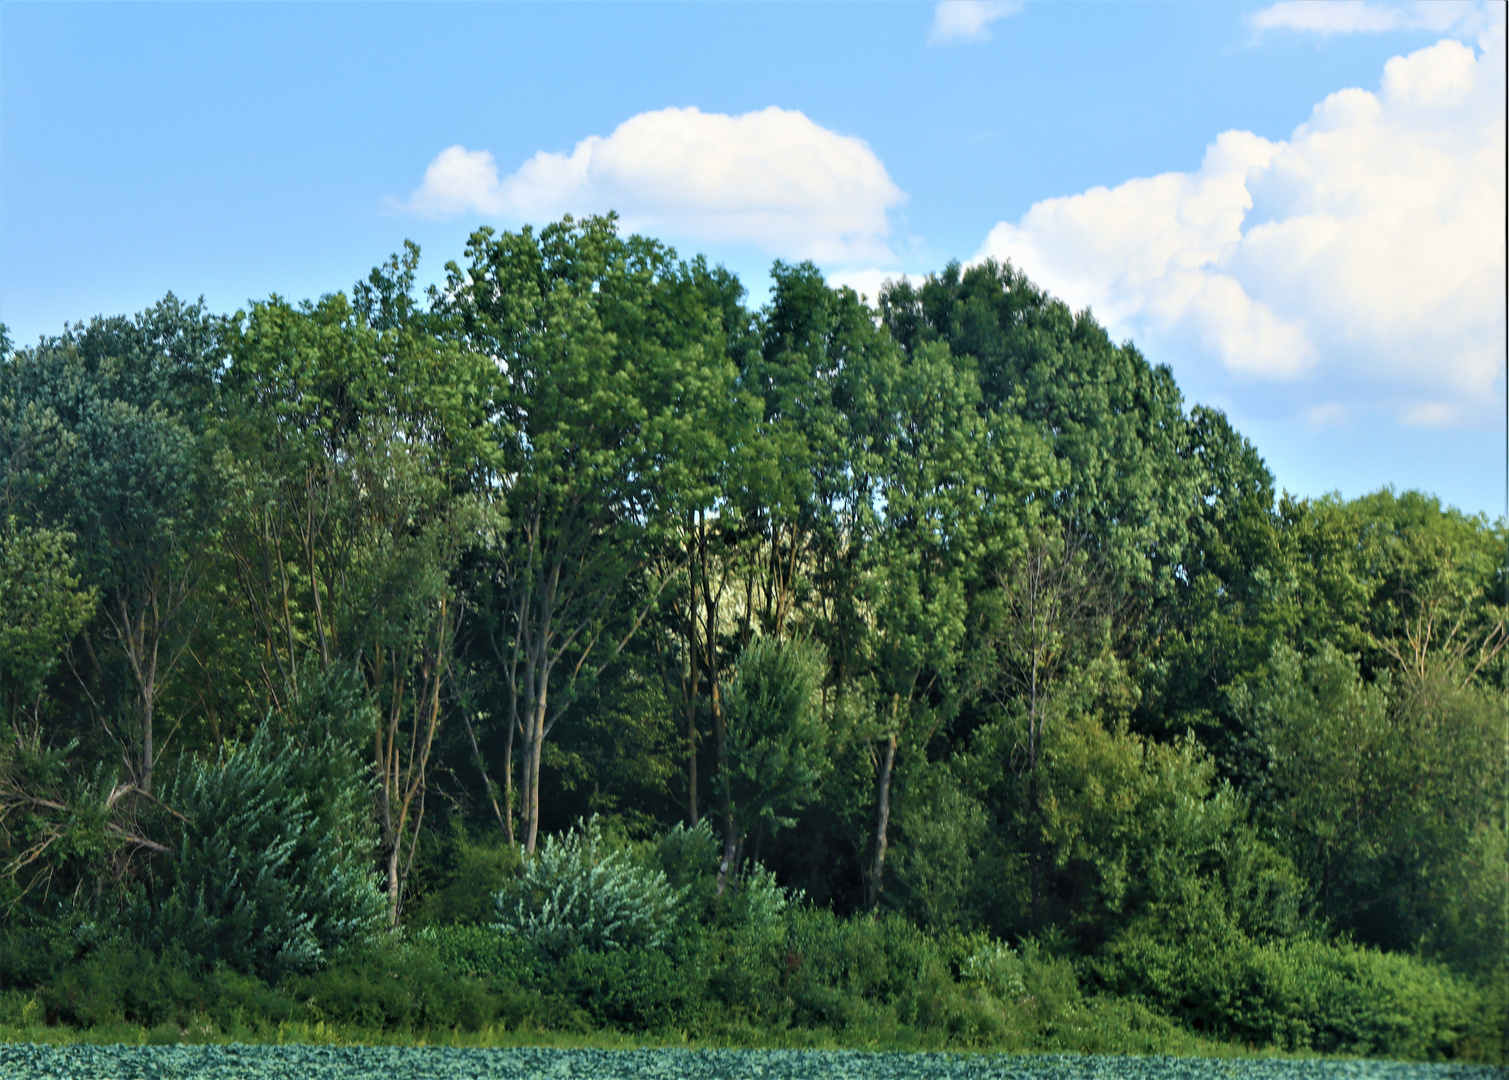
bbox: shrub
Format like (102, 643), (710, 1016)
(293, 943), (499, 1032)
(37, 944), (294, 1031)
(406, 823), (521, 927)
(555, 947), (700, 1032)
(495, 815), (683, 956)
(151, 709), (385, 980)
(719, 637), (830, 851)
(1098, 914), (1499, 1059)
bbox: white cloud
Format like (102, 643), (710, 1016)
(825, 267), (905, 307)
(401, 107), (906, 264)
(976, 28), (1506, 424)
(404, 146), (508, 217)
(1248, 1), (1491, 36)
(929, 1), (1023, 45)
(1398, 401), (1462, 426)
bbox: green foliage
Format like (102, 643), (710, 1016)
(35, 944), (293, 1031)
(0, 519), (95, 721)
(494, 816), (683, 956)
(879, 259), (1198, 605)
(406, 825), (521, 927)
(1029, 712), (1308, 950)
(152, 707), (384, 980)
(720, 637), (831, 848)
(292, 944), (501, 1033)
(4, 221), (1505, 1064)
(888, 764), (991, 932)
(1231, 644), (1507, 971)
(1099, 921), (1500, 1060)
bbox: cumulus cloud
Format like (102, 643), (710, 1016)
(928, 1), (1024, 45)
(401, 107), (906, 264)
(825, 267), (905, 306)
(976, 28), (1506, 426)
(1248, 0), (1492, 37)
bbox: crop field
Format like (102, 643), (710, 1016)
(0, 1046), (1500, 1080)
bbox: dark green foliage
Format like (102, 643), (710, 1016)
(292, 945), (501, 1032)
(150, 704), (384, 980)
(2, 222), (1504, 1063)
(35, 944), (294, 1030)
(0, 519), (95, 723)
(1230, 644), (1506, 974)
(720, 637), (831, 852)
(1098, 925), (1496, 1060)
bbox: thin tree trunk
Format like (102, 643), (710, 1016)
(713, 675), (738, 894)
(524, 683), (548, 854)
(140, 682), (155, 796)
(503, 711), (517, 847)
(685, 515), (702, 826)
(686, 630), (700, 826)
(867, 729), (898, 910)
(717, 822), (741, 895)
(385, 837), (402, 925)
(457, 690), (508, 835)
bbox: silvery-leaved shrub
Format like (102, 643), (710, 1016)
(962, 937), (1027, 999)
(495, 816), (683, 956)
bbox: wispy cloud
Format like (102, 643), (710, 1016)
(399, 107), (906, 264)
(928, 1), (1023, 46)
(1247, 0), (1490, 37)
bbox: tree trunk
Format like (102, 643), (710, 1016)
(503, 710), (517, 847)
(712, 677), (737, 894)
(716, 817), (740, 896)
(385, 835), (402, 926)
(458, 693), (508, 836)
(524, 682), (547, 854)
(685, 524), (702, 826)
(867, 730), (898, 910)
(685, 666), (700, 827)
(140, 685), (155, 796)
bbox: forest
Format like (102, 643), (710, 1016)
(0, 215), (1504, 1060)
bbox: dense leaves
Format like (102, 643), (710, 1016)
(0, 217), (1503, 1060)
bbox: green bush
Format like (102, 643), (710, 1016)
(151, 709), (385, 980)
(495, 816), (683, 956)
(36, 944), (294, 1031)
(556, 947), (700, 1032)
(292, 943), (499, 1032)
(1098, 916), (1499, 1059)
(406, 823), (521, 927)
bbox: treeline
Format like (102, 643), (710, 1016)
(0, 215), (1504, 1058)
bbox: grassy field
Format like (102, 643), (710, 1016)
(0, 1045), (1502, 1080)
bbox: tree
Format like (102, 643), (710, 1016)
(716, 635), (828, 887)
(0, 298), (222, 795)
(880, 260), (1199, 626)
(219, 272), (494, 922)
(437, 216), (738, 854)
(154, 697), (384, 980)
(0, 519), (95, 732)
(1230, 642), (1506, 971)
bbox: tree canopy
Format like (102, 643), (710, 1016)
(0, 215), (1502, 1058)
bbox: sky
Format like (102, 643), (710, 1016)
(2, 1), (1504, 518)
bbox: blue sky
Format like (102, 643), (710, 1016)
(3, 1), (1504, 517)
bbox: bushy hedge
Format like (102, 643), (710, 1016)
(1, 815), (1501, 1061)
(1096, 919), (1497, 1059)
